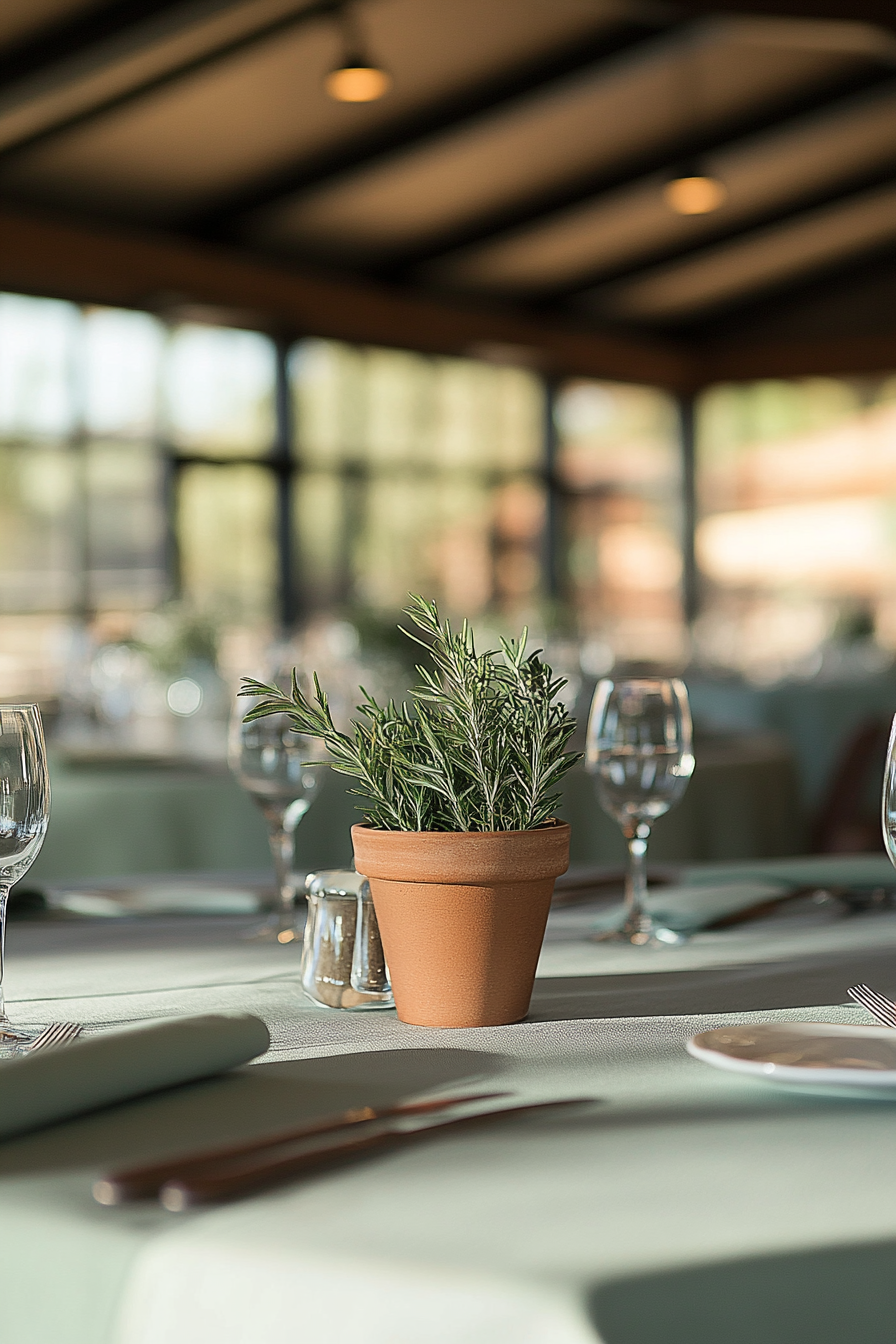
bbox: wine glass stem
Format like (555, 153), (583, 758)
(624, 827), (651, 934)
(268, 824), (296, 922)
(267, 801), (311, 924)
(0, 884), (9, 1022)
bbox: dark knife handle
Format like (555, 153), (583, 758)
(159, 1097), (596, 1210)
(93, 1091), (507, 1205)
(160, 1125), (405, 1209)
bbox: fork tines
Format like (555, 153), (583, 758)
(27, 1021), (83, 1052)
(848, 983), (896, 1028)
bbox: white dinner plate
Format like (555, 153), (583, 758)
(687, 1021), (896, 1097)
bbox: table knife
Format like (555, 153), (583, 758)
(93, 1090), (507, 1205)
(155, 1096), (596, 1210)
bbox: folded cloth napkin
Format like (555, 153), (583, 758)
(566, 855), (896, 938)
(0, 1013), (270, 1141)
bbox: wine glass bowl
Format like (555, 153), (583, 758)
(586, 678), (694, 945)
(881, 712), (896, 869)
(229, 705), (325, 942)
(0, 704), (51, 1044)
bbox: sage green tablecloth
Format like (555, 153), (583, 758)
(3, 864), (896, 1344)
(29, 735), (803, 883)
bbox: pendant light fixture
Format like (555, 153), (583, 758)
(325, 4), (391, 103)
(663, 165), (727, 216)
(662, 37), (726, 217)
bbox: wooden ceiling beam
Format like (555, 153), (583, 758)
(372, 68), (893, 281)
(554, 155), (896, 311)
(0, 206), (698, 390)
(700, 334), (896, 382)
(0, 0), (333, 165)
(190, 20), (662, 233)
(2, 206), (895, 387)
(677, 1), (896, 30)
(0, 0), (248, 100)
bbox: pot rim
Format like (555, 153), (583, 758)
(351, 818), (570, 884)
(351, 818), (569, 839)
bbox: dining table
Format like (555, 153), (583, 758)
(687, 666), (896, 809)
(4, 854), (896, 1344)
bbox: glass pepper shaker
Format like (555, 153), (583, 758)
(300, 870), (393, 1010)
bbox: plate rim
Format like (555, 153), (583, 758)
(687, 1020), (896, 1088)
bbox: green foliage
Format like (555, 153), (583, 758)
(240, 594), (580, 832)
(134, 603), (219, 677)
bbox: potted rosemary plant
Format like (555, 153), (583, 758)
(241, 596), (579, 1027)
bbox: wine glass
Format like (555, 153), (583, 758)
(586, 678), (694, 946)
(881, 713), (896, 868)
(229, 703), (325, 943)
(0, 705), (50, 1044)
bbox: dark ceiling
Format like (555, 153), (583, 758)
(0, 0), (894, 385)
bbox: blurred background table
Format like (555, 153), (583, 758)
(688, 670), (896, 811)
(28, 733), (804, 885)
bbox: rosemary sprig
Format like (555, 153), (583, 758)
(240, 595), (581, 832)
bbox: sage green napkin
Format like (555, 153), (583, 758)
(678, 854), (896, 890)
(585, 855), (896, 936)
(0, 1013), (270, 1141)
(588, 882), (791, 936)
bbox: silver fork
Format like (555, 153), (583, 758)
(26, 1021), (83, 1053)
(847, 984), (896, 1028)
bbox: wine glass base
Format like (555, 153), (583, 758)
(241, 913), (301, 944)
(593, 923), (685, 947)
(0, 1022), (45, 1057)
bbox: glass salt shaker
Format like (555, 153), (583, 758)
(300, 870), (393, 1010)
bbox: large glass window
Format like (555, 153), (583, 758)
(1, 296), (703, 699)
(83, 307), (164, 437)
(165, 324), (279, 624)
(177, 465), (278, 617)
(0, 296), (170, 623)
(0, 297), (281, 697)
(695, 377), (896, 679)
(553, 379), (685, 664)
(290, 341), (546, 617)
(0, 293), (80, 439)
(0, 299), (553, 697)
(164, 325), (276, 457)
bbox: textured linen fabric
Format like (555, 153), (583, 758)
(114, 1007), (896, 1344)
(1, 896), (896, 1344)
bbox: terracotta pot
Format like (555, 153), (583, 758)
(351, 821), (570, 1028)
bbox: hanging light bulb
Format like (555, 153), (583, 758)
(326, 5), (391, 103)
(326, 63), (390, 102)
(663, 165), (727, 216)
